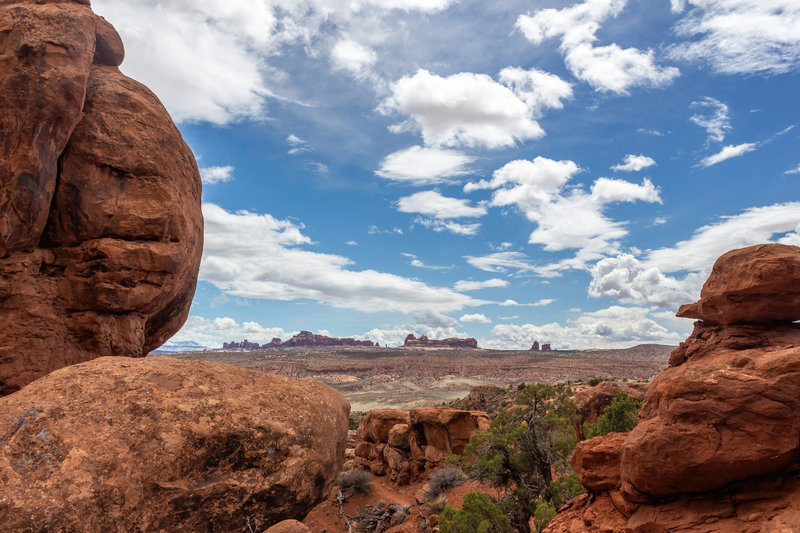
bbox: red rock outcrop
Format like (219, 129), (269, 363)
(0, 356), (349, 531)
(352, 407), (489, 485)
(545, 244), (800, 533)
(403, 334), (479, 349)
(0, 1), (202, 395)
(676, 243), (800, 325)
(531, 341), (540, 351)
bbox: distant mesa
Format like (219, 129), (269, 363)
(530, 341), (553, 351)
(403, 334), (479, 349)
(223, 331), (375, 350)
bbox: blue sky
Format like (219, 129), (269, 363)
(93, 0), (800, 349)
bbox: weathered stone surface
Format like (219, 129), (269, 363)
(265, 520), (311, 533)
(621, 336), (800, 499)
(0, 3), (202, 395)
(0, 356), (349, 532)
(387, 423), (411, 451)
(677, 244), (800, 325)
(357, 409), (410, 443)
(409, 407), (490, 466)
(573, 381), (647, 426)
(572, 433), (626, 493)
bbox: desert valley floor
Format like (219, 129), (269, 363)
(161, 344), (673, 411)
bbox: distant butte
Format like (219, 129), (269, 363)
(403, 334), (479, 349)
(223, 331), (375, 350)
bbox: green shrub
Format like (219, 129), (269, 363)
(439, 492), (509, 533)
(585, 391), (642, 438)
(532, 500), (556, 532)
(587, 378), (603, 387)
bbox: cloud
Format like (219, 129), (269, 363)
(453, 278), (509, 291)
(690, 97), (731, 143)
(638, 128), (665, 136)
(200, 165), (235, 185)
(170, 315), (295, 350)
(466, 157), (662, 273)
(412, 310), (460, 329)
(461, 313), (491, 324)
(331, 37), (377, 78)
(201, 203), (484, 313)
(485, 306), (684, 350)
(611, 154), (656, 172)
(669, 1), (800, 75)
(92, 0), (458, 124)
(532, 299), (556, 307)
(287, 134), (309, 155)
(404, 253), (452, 270)
(699, 142), (758, 167)
(589, 202), (800, 308)
(396, 190), (487, 219)
(786, 165), (800, 175)
(381, 68), (570, 149)
(414, 218), (482, 236)
(465, 252), (540, 274)
(516, 0), (680, 94)
(376, 146), (474, 184)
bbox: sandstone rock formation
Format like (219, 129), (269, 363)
(353, 407), (489, 484)
(0, 0), (203, 395)
(223, 332), (375, 350)
(545, 244), (800, 532)
(0, 356), (349, 531)
(531, 341), (540, 351)
(403, 334), (479, 349)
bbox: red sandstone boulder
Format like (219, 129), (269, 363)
(357, 409), (410, 443)
(572, 433), (627, 493)
(388, 423), (411, 451)
(409, 407), (490, 467)
(0, 2), (202, 395)
(0, 357), (349, 531)
(677, 244), (800, 325)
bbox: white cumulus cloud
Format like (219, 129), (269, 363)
(690, 97), (731, 143)
(376, 146), (474, 184)
(461, 313), (492, 324)
(381, 68), (570, 149)
(485, 306), (684, 350)
(589, 202), (800, 308)
(516, 0), (680, 94)
(200, 165), (235, 185)
(396, 190), (487, 219)
(453, 278), (509, 292)
(611, 154), (656, 172)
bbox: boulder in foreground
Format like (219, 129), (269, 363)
(0, 357), (349, 532)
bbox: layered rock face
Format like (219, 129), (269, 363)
(403, 334), (479, 349)
(0, 357), (350, 531)
(352, 407), (489, 484)
(0, 0), (203, 395)
(546, 244), (800, 533)
(223, 332), (376, 350)
(573, 381), (647, 426)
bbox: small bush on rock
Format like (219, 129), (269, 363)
(336, 469), (373, 494)
(585, 391), (642, 438)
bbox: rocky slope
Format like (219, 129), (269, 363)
(0, 0), (203, 395)
(545, 243), (800, 532)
